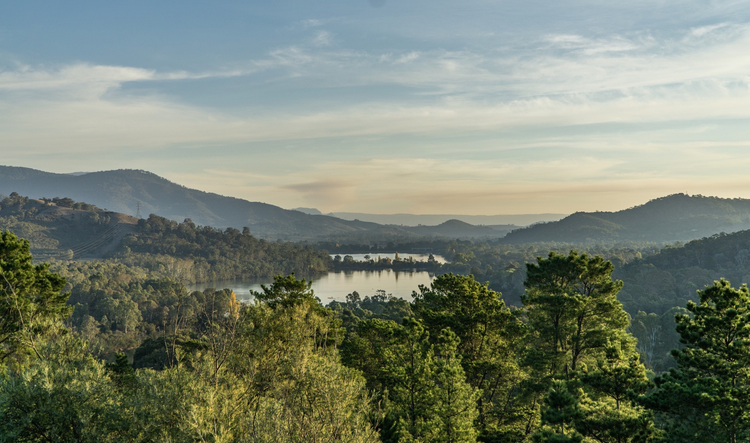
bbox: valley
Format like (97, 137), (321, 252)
(3, 168), (750, 442)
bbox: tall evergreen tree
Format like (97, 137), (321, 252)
(384, 319), (479, 443)
(642, 279), (750, 443)
(412, 273), (528, 440)
(431, 329), (480, 443)
(524, 251), (654, 443)
(523, 251), (628, 379)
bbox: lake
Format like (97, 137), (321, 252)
(186, 269), (437, 303)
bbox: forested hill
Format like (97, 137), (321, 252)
(502, 193), (750, 243)
(0, 194), (330, 281)
(0, 166), (388, 240)
(0, 166), (510, 241)
(616, 227), (750, 315)
(0, 193), (139, 260)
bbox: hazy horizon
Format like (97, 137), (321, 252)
(2, 1), (749, 214)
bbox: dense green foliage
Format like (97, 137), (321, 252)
(119, 214), (331, 281)
(0, 230), (71, 364)
(0, 194), (331, 285)
(0, 247), (380, 442)
(522, 252), (654, 443)
(617, 229), (750, 314)
(6, 220), (750, 442)
(642, 280), (750, 442)
(432, 240), (660, 308)
(412, 274), (526, 440)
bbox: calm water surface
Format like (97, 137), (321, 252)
(187, 269), (437, 303)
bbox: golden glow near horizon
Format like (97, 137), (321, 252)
(2, 1), (750, 214)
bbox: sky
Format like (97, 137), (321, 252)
(1, 0), (750, 215)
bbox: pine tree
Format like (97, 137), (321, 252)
(412, 273), (527, 440)
(431, 329), (480, 443)
(524, 251), (655, 442)
(642, 279), (750, 443)
(384, 319), (479, 443)
(523, 251), (628, 378)
(533, 381), (583, 443)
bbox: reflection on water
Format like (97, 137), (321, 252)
(186, 269), (437, 303)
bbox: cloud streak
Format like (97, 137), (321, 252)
(3, 13), (750, 213)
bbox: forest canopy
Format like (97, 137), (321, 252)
(1, 236), (744, 443)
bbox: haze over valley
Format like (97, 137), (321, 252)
(3, 1), (750, 442)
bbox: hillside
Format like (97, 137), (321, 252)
(0, 166), (518, 241)
(0, 194), (331, 281)
(615, 227), (750, 316)
(0, 194), (139, 260)
(502, 194), (750, 244)
(0, 167), (417, 240)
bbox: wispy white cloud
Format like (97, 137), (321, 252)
(544, 34), (641, 55)
(4, 18), (750, 213)
(691, 22), (730, 37)
(300, 19), (323, 29)
(0, 63), (253, 99)
(311, 30), (333, 47)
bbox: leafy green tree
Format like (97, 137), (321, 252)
(524, 251), (654, 442)
(382, 318), (437, 442)
(384, 319), (479, 443)
(106, 352), (136, 389)
(0, 336), (123, 443)
(533, 382), (583, 443)
(342, 318), (402, 392)
(574, 349), (656, 443)
(523, 251), (628, 378)
(642, 279), (750, 443)
(0, 230), (70, 364)
(229, 299), (377, 442)
(412, 273), (528, 440)
(251, 273), (321, 310)
(431, 329), (481, 443)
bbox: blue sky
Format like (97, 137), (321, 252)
(1, 0), (750, 214)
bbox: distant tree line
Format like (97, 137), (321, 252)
(116, 214), (331, 282)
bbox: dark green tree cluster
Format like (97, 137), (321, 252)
(341, 304), (481, 443)
(435, 241), (658, 308)
(617, 229), (750, 314)
(0, 230), (71, 365)
(0, 194), (114, 253)
(338, 252), (661, 443)
(118, 214), (331, 282)
(642, 279), (750, 442)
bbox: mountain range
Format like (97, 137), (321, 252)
(502, 194), (750, 243)
(4, 166), (750, 245)
(0, 166), (511, 241)
(294, 210), (565, 227)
